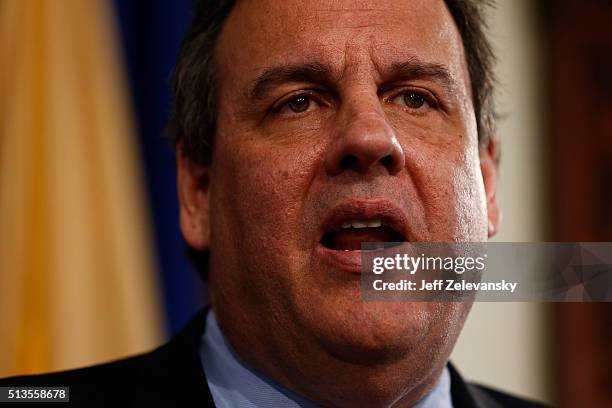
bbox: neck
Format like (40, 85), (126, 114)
(211, 303), (451, 408)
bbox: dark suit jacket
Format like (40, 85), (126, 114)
(0, 309), (550, 407)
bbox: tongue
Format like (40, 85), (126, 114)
(329, 227), (395, 251)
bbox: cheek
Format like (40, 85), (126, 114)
(451, 150), (488, 240)
(435, 149), (487, 241)
(211, 132), (322, 259)
(404, 135), (487, 241)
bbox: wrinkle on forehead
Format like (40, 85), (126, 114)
(238, 0), (451, 33)
(219, 0), (470, 100)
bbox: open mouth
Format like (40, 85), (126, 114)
(320, 218), (406, 251)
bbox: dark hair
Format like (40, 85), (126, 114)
(169, 0), (497, 276)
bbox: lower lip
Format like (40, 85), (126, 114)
(316, 244), (366, 274)
(316, 243), (406, 274)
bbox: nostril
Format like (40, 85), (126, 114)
(380, 155), (394, 168)
(340, 154), (359, 170)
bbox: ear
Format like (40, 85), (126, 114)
(177, 148), (211, 251)
(480, 136), (501, 238)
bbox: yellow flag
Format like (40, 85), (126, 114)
(0, 0), (165, 377)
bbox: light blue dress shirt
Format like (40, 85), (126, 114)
(200, 310), (453, 408)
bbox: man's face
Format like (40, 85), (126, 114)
(180, 0), (497, 403)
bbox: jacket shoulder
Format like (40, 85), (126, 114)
(448, 363), (552, 408)
(0, 351), (161, 406)
(0, 351), (154, 385)
(469, 383), (552, 408)
(0, 310), (214, 407)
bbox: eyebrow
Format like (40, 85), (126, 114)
(246, 62), (333, 102)
(382, 58), (458, 95)
(244, 58), (458, 103)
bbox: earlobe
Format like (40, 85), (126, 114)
(176, 149), (211, 250)
(480, 137), (501, 238)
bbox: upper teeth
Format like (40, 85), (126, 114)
(340, 219), (384, 229)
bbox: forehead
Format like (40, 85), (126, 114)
(216, 0), (469, 90)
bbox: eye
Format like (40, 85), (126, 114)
(273, 93), (318, 115)
(389, 89), (437, 111)
(403, 92), (426, 109)
(287, 95), (311, 112)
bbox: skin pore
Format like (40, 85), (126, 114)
(177, 0), (500, 407)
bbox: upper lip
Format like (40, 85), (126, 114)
(318, 198), (411, 244)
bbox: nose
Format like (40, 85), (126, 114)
(324, 108), (405, 176)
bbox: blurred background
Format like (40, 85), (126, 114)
(0, 1), (610, 407)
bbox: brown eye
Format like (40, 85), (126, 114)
(403, 92), (426, 109)
(287, 95), (311, 113)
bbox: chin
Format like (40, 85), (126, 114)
(297, 295), (452, 366)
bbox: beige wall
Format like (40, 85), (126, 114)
(451, 0), (552, 404)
